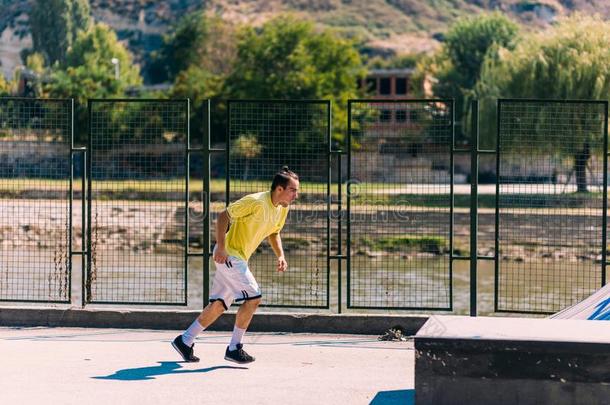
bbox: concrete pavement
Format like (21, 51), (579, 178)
(0, 327), (413, 405)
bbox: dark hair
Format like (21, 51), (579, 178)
(271, 166), (299, 191)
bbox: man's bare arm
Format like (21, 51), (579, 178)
(213, 210), (230, 263)
(268, 233), (287, 272)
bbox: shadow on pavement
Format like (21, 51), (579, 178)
(369, 389), (414, 405)
(92, 361), (247, 381)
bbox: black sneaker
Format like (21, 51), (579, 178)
(224, 344), (255, 364)
(172, 335), (200, 362)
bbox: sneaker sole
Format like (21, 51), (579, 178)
(172, 341), (200, 362)
(224, 355), (254, 364)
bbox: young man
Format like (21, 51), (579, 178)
(172, 166), (299, 364)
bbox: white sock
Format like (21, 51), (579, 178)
(182, 319), (205, 346)
(229, 326), (246, 351)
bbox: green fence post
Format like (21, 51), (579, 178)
(470, 100), (479, 317)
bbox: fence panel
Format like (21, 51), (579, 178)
(347, 100), (454, 310)
(0, 98), (72, 303)
(226, 100), (330, 308)
(87, 99), (189, 305)
(3, 96), (608, 314)
(496, 99), (608, 313)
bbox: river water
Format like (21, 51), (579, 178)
(1, 250), (602, 316)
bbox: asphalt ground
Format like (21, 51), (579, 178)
(0, 327), (413, 405)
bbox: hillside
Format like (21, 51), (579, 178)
(1, 0), (609, 81)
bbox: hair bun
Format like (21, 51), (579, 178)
(271, 166), (299, 190)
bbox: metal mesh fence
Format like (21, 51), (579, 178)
(496, 100), (608, 313)
(3, 96), (608, 314)
(88, 99), (189, 305)
(225, 100), (330, 308)
(0, 98), (71, 303)
(347, 100), (454, 309)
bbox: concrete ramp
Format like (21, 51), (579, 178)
(551, 283), (610, 320)
(414, 316), (610, 404)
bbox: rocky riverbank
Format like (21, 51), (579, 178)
(0, 200), (605, 263)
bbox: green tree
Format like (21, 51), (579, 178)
(415, 13), (518, 137)
(164, 15), (237, 146)
(477, 14), (610, 192)
(0, 74), (11, 96)
(366, 53), (421, 70)
(233, 133), (263, 180)
(150, 13), (236, 83)
(46, 23), (142, 143)
(18, 53), (47, 97)
(25, 53), (46, 74)
(49, 22), (141, 100)
(171, 66), (223, 106)
(443, 13), (518, 90)
(170, 64), (225, 146)
(225, 15), (364, 148)
(29, 0), (91, 66)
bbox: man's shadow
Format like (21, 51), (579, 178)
(92, 361), (247, 381)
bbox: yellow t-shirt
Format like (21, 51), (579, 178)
(225, 191), (289, 261)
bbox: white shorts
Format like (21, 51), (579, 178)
(209, 250), (262, 310)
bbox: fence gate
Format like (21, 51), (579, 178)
(87, 99), (190, 305)
(347, 99), (455, 310)
(495, 99), (608, 313)
(0, 98), (73, 303)
(221, 100), (331, 308)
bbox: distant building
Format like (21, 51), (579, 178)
(357, 68), (420, 129)
(359, 68), (414, 99)
(352, 68), (451, 183)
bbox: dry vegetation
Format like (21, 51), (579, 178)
(2, 0), (609, 59)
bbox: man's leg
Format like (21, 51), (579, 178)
(235, 297), (261, 329)
(182, 300), (226, 346)
(229, 297), (261, 349)
(224, 298), (260, 364)
(172, 300), (226, 362)
(181, 255), (233, 346)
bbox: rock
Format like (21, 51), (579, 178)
(365, 250), (384, 258)
(414, 252), (436, 259)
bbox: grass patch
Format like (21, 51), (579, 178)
(0, 178), (604, 208)
(360, 235), (447, 253)
(0, 178), (326, 194)
(352, 193), (603, 208)
(280, 236), (312, 250)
